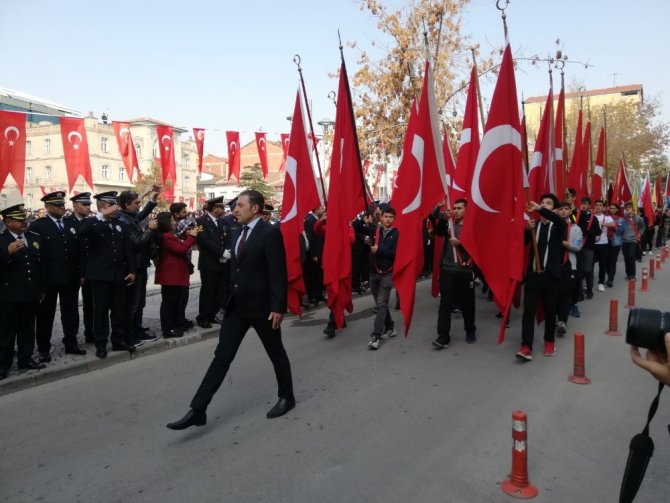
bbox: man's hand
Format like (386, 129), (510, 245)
(527, 201), (541, 212)
(311, 256), (318, 263)
(562, 240), (570, 248)
(80, 277), (86, 286)
(370, 244), (378, 254)
(8, 240), (25, 254)
(148, 219), (158, 230)
(149, 191), (160, 203)
(449, 238), (461, 247)
(268, 312), (283, 330)
(124, 273), (136, 284)
(631, 334), (670, 386)
(140, 187), (153, 199)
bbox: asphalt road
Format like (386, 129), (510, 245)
(2, 273), (669, 503)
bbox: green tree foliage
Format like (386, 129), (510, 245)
(239, 163), (273, 200)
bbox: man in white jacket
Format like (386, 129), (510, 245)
(556, 201), (583, 337)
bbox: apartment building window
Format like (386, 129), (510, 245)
(118, 167), (125, 181)
(184, 175), (191, 190)
(26, 166), (32, 182)
(152, 139), (158, 159)
(101, 137), (109, 153)
(135, 142), (142, 158)
(183, 154), (190, 166)
(101, 165), (109, 179)
(1, 194), (6, 209)
(26, 140), (32, 155)
(44, 138), (51, 154)
(45, 166), (52, 180)
(27, 193), (34, 208)
(207, 192), (215, 200)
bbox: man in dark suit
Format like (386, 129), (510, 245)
(304, 206), (325, 304)
(0, 204), (46, 379)
(167, 189), (293, 430)
(517, 194), (566, 361)
(29, 191), (86, 361)
(195, 196), (231, 328)
(64, 192), (94, 343)
(78, 192), (137, 358)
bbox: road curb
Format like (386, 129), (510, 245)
(0, 326), (220, 397)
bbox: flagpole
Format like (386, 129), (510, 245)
(560, 65), (568, 190)
(603, 106), (609, 185)
(548, 64), (557, 195)
(470, 47), (487, 129)
(338, 31), (371, 211)
(587, 99), (594, 190)
(293, 54), (328, 206)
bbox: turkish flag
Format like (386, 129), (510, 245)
(613, 158), (632, 205)
(528, 90), (553, 202)
(280, 91), (322, 315)
(581, 121), (592, 198)
(112, 121), (139, 183)
(591, 126), (606, 201)
(453, 66), (480, 200)
(554, 88), (566, 198)
(255, 132), (269, 178)
(392, 59), (448, 335)
(363, 159), (371, 176)
(279, 133), (290, 172)
(459, 43), (526, 344)
(188, 196), (194, 209)
(226, 131), (241, 182)
(567, 109), (584, 200)
(654, 174), (663, 208)
(193, 128), (205, 176)
(322, 60), (367, 328)
(0, 111), (27, 194)
(60, 117), (93, 192)
(640, 173), (654, 224)
(155, 125), (176, 198)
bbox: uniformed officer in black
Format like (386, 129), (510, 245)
(0, 204), (45, 379)
(195, 196), (231, 328)
(29, 191), (87, 360)
(64, 192), (94, 343)
(78, 192), (137, 358)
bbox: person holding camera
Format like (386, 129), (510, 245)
(631, 334), (670, 385)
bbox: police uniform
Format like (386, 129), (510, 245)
(196, 196), (231, 328)
(64, 192), (94, 342)
(0, 204), (45, 378)
(29, 192), (86, 359)
(78, 192), (137, 358)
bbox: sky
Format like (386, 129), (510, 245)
(2, 0), (668, 156)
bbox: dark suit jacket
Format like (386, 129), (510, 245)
(0, 231), (43, 302)
(226, 219), (287, 318)
(196, 214), (230, 272)
(78, 216), (136, 282)
(28, 216), (80, 285)
(64, 215), (89, 279)
(304, 213), (324, 261)
(525, 208), (566, 280)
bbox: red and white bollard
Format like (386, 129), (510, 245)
(656, 253), (662, 271)
(662, 247), (667, 264)
(501, 410), (538, 499)
(650, 258), (656, 280)
(568, 332), (591, 385)
(640, 268), (649, 292)
(605, 299), (622, 336)
(625, 279), (636, 309)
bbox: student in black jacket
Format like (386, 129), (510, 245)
(517, 194), (566, 361)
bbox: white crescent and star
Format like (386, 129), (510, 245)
(401, 134), (425, 215)
(229, 141), (237, 152)
(196, 130), (205, 141)
(162, 134), (171, 151)
(470, 124), (521, 214)
(4, 126), (19, 146)
(68, 131), (83, 150)
(281, 156), (298, 223)
(258, 137), (266, 151)
(119, 127), (130, 143)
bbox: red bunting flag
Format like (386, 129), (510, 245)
(60, 117), (93, 192)
(581, 121), (592, 198)
(591, 126), (606, 201)
(613, 157), (632, 205)
(255, 132), (269, 178)
(640, 172), (654, 224)
(654, 173), (662, 208)
(226, 131), (241, 182)
(459, 43), (526, 344)
(554, 88), (566, 198)
(280, 91), (322, 316)
(279, 133), (290, 172)
(188, 196), (194, 209)
(155, 125), (176, 199)
(322, 59), (367, 329)
(193, 128), (205, 176)
(0, 111), (27, 193)
(528, 91), (553, 202)
(453, 65), (481, 200)
(567, 109), (584, 200)
(112, 121), (139, 183)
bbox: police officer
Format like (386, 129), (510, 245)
(64, 192), (94, 343)
(29, 191), (87, 360)
(78, 192), (136, 358)
(195, 196), (231, 328)
(0, 204), (45, 379)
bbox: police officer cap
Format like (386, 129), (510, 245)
(1, 203), (28, 221)
(70, 192), (92, 204)
(227, 196), (238, 211)
(94, 191), (119, 204)
(206, 196), (224, 208)
(263, 203), (274, 212)
(41, 191), (66, 206)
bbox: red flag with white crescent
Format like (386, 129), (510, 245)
(279, 133), (290, 172)
(155, 125), (176, 199)
(591, 126), (606, 201)
(567, 110), (584, 200)
(226, 131), (241, 182)
(613, 157), (632, 205)
(528, 91), (553, 202)
(280, 91), (322, 316)
(453, 66), (481, 200)
(60, 117), (94, 192)
(0, 111), (26, 194)
(112, 121), (138, 183)
(459, 43), (526, 344)
(193, 128), (205, 176)
(640, 173), (655, 224)
(554, 88), (566, 198)
(188, 197), (194, 210)
(255, 132), (269, 178)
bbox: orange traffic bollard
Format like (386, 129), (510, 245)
(640, 268), (649, 292)
(605, 299), (622, 336)
(625, 279), (635, 309)
(650, 258), (655, 280)
(568, 332), (591, 385)
(501, 410), (538, 499)
(662, 247), (667, 264)
(656, 253), (662, 271)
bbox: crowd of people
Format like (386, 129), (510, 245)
(0, 184), (669, 380)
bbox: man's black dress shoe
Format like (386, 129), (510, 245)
(197, 320), (212, 329)
(163, 329), (184, 338)
(111, 341), (135, 353)
(64, 345), (87, 355)
(38, 353), (52, 363)
(266, 397), (296, 418)
(95, 348), (108, 359)
(18, 359), (46, 370)
(212, 316), (223, 325)
(166, 409), (207, 430)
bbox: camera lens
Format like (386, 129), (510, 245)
(626, 308), (670, 352)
